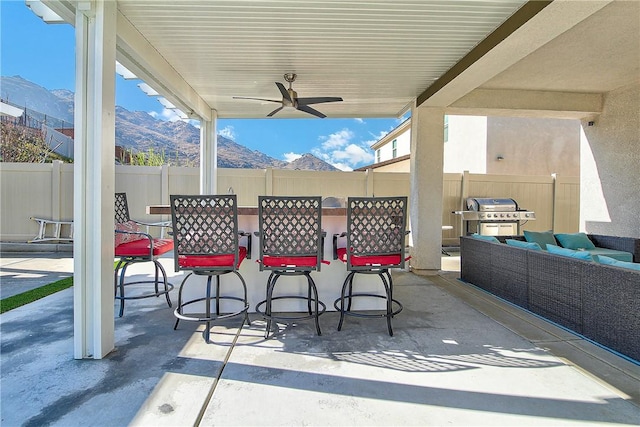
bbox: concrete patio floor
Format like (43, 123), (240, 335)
(1, 250), (639, 426)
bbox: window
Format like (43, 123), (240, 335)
(444, 115), (449, 142)
(376, 149), (380, 163)
(392, 139), (397, 158)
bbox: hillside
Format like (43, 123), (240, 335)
(0, 75), (338, 170)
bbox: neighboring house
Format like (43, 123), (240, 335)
(362, 115), (581, 176)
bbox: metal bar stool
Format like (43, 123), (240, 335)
(169, 194), (251, 343)
(255, 196), (328, 338)
(114, 192), (174, 317)
(333, 196), (409, 336)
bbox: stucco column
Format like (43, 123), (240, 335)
(73, 0), (117, 359)
(409, 105), (445, 275)
(200, 109), (218, 194)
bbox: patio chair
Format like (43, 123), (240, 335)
(333, 196), (408, 336)
(255, 196), (328, 338)
(170, 194), (251, 343)
(114, 192), (174, 317)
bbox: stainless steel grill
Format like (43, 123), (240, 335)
(454, 197), (535, 236)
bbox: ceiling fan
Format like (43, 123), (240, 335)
(233, 73), (343, 118)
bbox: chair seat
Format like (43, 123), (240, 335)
(178, 246), (247, 269)
(115, 238), (174, 257)
(262, 255), (322, 268)
(336, 247), (401, 267)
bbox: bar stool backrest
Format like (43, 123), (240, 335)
(346, 196), (408, 271)
(258, 195), (323, 271)
(170, 194), (240, 273)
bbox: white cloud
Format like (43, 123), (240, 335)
(283, 152), (302, 162)
(331, 162), (353, 171)
(320, 129), (354, 150)
(219, 126), (236, 140)
(331, 144), (374, 164)
(353, 118), (364, 124)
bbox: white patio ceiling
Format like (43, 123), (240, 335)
(39, 0), (639, 121)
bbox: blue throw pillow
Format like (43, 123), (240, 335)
(547, 244), (593, 261)
(554, 232), (596, 250)
(523, 230), (558, 250)
(471, 233), (500, 243)
(505, 239), (542, 250)
(593, 255), (640, 271)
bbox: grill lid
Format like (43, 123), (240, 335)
(466, 197), (518, 212)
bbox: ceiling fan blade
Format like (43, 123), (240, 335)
(232, 96), (281, 104)
(297, 104), (326, 118)
(297, 97), (343, 106)
(275, 82), (292, 103)
(267, 106), (284, 117)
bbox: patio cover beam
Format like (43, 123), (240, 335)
(418, 0), (614, 108)
(39, 0), (212, 122)
(447, 89), (603, 120)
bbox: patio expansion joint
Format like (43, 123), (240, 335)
(193, 323), (244, 427)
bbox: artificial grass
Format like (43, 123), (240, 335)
(0, 277), (73, 314)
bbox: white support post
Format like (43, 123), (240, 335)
(200, 109), (218, 194)
(73, 0), (117, 359)
(409, 104), (445, 275)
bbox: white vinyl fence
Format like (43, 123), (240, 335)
(0, 161), (579, 243)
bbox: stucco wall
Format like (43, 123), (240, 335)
(444, 115), (487, 173)
(580, 83), (640, 238)
(486, 117), (580, 176)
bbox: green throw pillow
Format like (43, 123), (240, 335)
(505, 239), (542, 250)
(547, 244), (593, 261)
(593, 255), (640, 271)
(471, 233), (500, 243)
(554, 232), (596, 250)
(523, 230), (558, 250)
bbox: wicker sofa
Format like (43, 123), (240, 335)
(459, 234), (640, 362)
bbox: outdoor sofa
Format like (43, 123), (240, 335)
(459, 233), (640, 362)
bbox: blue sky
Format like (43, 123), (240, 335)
(1, 1), (405, 170)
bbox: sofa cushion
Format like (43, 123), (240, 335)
(554, 232), (596, 250)
(505, 239), (542, 250)
(523, 230), (557, 250)
(593, 255), (640, 271)
(586, 248), (633, 263)
(471, 233), (500, 243)
(547, 244), (593, 261)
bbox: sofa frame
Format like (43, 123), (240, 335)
(459, 234), (640, 362)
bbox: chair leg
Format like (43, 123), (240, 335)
(337, 272), (354, 331)
(174, 273), (192, 330)
(380, 271), (393, 336)
(155, 260), (172, 308)
(264, 272), (278, 338)
(118, 263), (129, 318)
(305, 273), (322, 336)
(233, 271), (251, 327)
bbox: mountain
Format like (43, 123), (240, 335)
(285, 153), (339, 171)
(0, 75), (338, 170)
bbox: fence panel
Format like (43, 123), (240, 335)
(271, 169), (368, 198)
(0, 163), (580, 243)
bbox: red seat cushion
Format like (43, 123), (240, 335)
(262, 255), (320, 268)
(336, 247), (402, 267)
(178, 246), (247, 269)
(115, 238), (174, 257)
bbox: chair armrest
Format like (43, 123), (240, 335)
(239, 231), (252, 260)
(333, 232), (346, 260)
(114, 229), (154, 258)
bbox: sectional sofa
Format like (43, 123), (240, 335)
(459, 234), (640, 362)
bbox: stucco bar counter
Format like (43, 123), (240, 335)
(147, 205), (392, 314)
